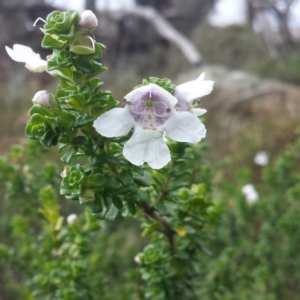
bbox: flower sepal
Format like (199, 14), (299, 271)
(69, 29), (95, 55)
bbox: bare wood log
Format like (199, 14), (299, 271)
(255, 10), (280, 58)
(112, 5), (202, 65)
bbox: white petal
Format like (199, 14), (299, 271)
(254, 151), (269, 166)
(93, 107), (134, 138)
(242, 184), (255, 194)
(5, 44), (40, 63)
(198, 73), (205, 80)
(123, 128), (170, 169)
(125, 83), (177, 107)
(13, 44), (38, 57)
(25, 57), (47, 73)
(174, 76), (214, 103)
(164, 111), (206, 143)
(193, 108), (207, 116)
(242, 184), (259, 203)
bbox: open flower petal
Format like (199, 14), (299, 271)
(93, 107), (134, 138)
(165, 111), (206, 143)
(193, 108), (207, 116)
(6, 44), (48, 73)
(125, 83), (177, 107)
(25, 56), (47, 73)
(174, 73), (214, 103)
(123, 128), (170, 169)
(5, 44), (40, 63)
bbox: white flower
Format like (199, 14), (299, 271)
(67, 214), (78, 224)
(242, 184), (259, 203)
(174, 73), (214, 116)
(254, 151), (269, 166)
(5, 44), (47, 73)
(32, 90), (50, 108)
(93, 84), (206, 169)
(134, 254), (142, 264)
(79, 10), (98, 30)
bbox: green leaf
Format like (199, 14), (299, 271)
(65, 96), (86, 113)
(116, 184), (136, 195)
(42, 34), (66, 49)
(75, 116), (95, 128)
(105, 204), (119, 221)
(112, 195), (123, 209)
(142, 222), (162, 237)
(107, 95), (118, 110)
(29, 105), (51, 117)
(79, 189), (95, 204)
(86, 193), (103, 213)
(30, 114), (46, 125)
(127, 201), (136, 215)
(133, 171), (153, 187)
(72, 136), (93, 149)
(61, 146), (78, 164)
(130, 165), (144, 176)
(73, 57), (96, 73)
(86, 173), (106, 189)
(119, 169), (134, 186)
(98, 153), (120, 166)
(57, 111), (76, 128)
(72, 72), (85, 86)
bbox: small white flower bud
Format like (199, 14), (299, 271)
(254, 151), (269, 166)
(32, 90), (50, 107)
(242, 184), (259, 203)
(67, 214), (78, 224)
(134, 254), (142, 264)
(79, 10), (98, 30)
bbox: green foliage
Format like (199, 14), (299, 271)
(42, 10), (79, 49)
(196, 133), (300, 300)
(4, 7), (300, 300)
(254, 54), (300, 84)
(137, 77), (176, 93)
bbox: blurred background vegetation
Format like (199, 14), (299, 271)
(1, 0), (300, 299)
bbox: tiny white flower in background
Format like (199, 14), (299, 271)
(79, 10), (98, 30)
(174, 73), (214, 116)
(254, 151), (269, 166)
(5, 44), (47, 73)
(242, 184), (259, 203)
(93, 84), (207, 169)
(32, 90), (50, 108)
(67, 214), (78, 224)
(134, 254), (142, 264)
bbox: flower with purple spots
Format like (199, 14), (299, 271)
(93, 84), (207, 169)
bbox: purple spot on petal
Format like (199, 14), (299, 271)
(154, 103), (165, 115)
(155, 115), (170, 125)
(132, 101), (146, 113)
(130, 112), (144, 123)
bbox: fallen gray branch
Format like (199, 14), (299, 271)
(112, 5), (202, 65)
